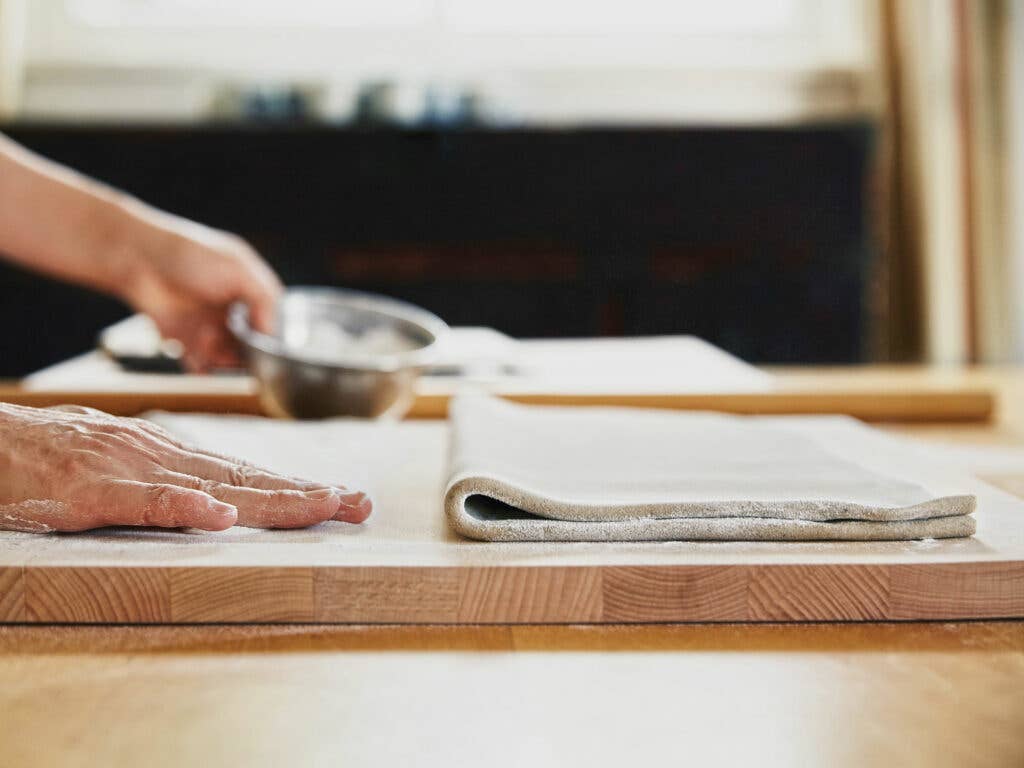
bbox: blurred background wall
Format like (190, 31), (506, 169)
(1012, 0), (1024, 362)
(0, 0), (1019, 375)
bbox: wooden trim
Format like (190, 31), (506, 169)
(877, 0), (927, 361)
(7, 561), (1022, 624)
(407, 390), (994, 422)
(954, 0), (980, 362)
(0, 387), (995, 422)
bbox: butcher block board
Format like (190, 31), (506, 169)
(1, 416), (1022, 625)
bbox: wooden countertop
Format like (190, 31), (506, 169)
(1, 364), (1023, 766)
(0, 621), (1021, 766)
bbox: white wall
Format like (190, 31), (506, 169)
(1011, 1), (1024, 361)
(16, 0), (876, 124)
(0, 0), (26, 117)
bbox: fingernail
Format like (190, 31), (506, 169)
(305, 489), (337, 501)
(334, 494), (372, 523)
(210, 500), (237, 517)
(336, 490), (367, 505)
(208, 501), (238, 530)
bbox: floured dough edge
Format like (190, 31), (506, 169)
(444, 475), (977, 542)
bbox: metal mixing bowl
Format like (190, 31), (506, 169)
(229, 287), (448, 419)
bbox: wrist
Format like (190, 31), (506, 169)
(92, 194), (171, 308)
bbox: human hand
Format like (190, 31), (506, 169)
(0, 404), (371, 533)
(120, 213), (282, 372)
(0, 135), (281, 371)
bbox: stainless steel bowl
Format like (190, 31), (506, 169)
(229, 287), (448, 419)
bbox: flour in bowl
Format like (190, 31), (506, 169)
(283, 320), (421, 361)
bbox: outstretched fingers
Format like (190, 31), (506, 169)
(332, 490), (373, 523)
(133, 422), (332, 490)
(90, 481), (238, 531)
(155, 442), (373, 524)
(42, 406), (373, 529)
(3, 485), (237, 533)
(155, 471), (344, 529)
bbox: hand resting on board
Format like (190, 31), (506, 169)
(0, 403), (371, 533)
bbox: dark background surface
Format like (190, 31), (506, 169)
(0, 123), (876, 377)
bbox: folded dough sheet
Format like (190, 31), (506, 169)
(444, 396), (976, 542)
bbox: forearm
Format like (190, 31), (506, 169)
(0, 133), (164, 300)
(0, 133), (280, 370)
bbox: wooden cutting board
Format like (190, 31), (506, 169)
(0, 385), (996, 423)
(2, 417), (1021, 624)
(7, 351), (1000, 423)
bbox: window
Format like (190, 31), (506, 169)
(69, 0), (803, 33)
(20, 0), (875, 122)
(66, 0), (434, 27)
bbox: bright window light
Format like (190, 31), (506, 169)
(66, 0), (435, 27)
(67, 0), (803, 34)
(443, 0), (801, 33)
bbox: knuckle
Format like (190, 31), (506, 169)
(126, 417), (153, 432)
(136, 419), (175, 441)
(52, 422), (88, 443)
(50, 404), (109, 419)
(226, 463), (255, 488)
(142, 485), (178, 525)
(195, 477), (220, 496)
(50, 404), (86, 415)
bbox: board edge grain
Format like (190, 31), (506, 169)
(0, 567), (25, 622)
(9, 559), (1022, 624)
